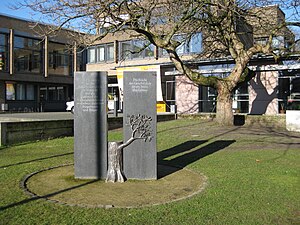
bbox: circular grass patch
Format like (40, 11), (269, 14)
(23, 164), (207, 208)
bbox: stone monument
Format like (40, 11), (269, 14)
(74, 71), (108, 179)
(123, 71), (157, 180)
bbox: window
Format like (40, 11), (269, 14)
(16, 84), (26, 100)
(48, 42), (71, 76)
(120, 41), (131, 60)
(14, 36), (42, 73)
(40, 86), (47, 101)
(57, 87), (65, 100)
(26, 84), (35, 100)
(272, 36), (285, 49)
(6, 83), (36, 101)
(233, 83), (249, 113)
(144, 44), (155, 57)
(188, 33), (202, 53)
(279, 66), (300, 111)
(160, 32), (202, 56)
(87, 43), (115, 63)
(76, 48), (86, 71)
(39, 86), (66, 102)
(88, 48), (96, 63)
(197, 63), (249, 113)
(174, 35), (185, 54)
(97, 46), (105, 61)
(48, 86), (57, 101)
(0, 34), (7, 46)
(6, 83), (15, 100)
(198, 86), (217, 113)
(132, 40), (145, 59)
(119, 39), (154, 60)
(198, 84), (249, 113)
(175, 33), (202, 55)
(166, 81), (175, 101)
(0, 33), (8, 71)
(199, 64), (235, 78)
(107, 44), (114, 61)
(255, 36), (285, 49)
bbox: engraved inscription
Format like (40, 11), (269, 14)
(129, 78), (152, 93)
(78, 81), (104, 112)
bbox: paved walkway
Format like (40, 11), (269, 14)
(0, 112), (125, 122)
(0, 112), (74, 122)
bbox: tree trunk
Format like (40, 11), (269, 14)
(106, 141), (126, 183)
(216, 87), (234, 126)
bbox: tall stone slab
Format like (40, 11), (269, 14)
(74, 71), (108, 179)
(123, 71), (157, 180)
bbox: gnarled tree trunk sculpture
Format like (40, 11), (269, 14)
(106, 114), (153, 183)
(106, 141), (126, 182)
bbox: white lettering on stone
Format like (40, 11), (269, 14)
(129, 78), (152, 93)
(78, 82), (104, 112)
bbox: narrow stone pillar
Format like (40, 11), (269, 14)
(74, 71), (108, 179)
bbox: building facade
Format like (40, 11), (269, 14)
(85, 5), (300, 115)
(0, 14), (86, 112)
(1, 5), (299, 115)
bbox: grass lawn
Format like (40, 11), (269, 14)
(0, 118), (299, 225)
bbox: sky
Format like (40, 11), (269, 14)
(0, 0), (299, 38)
(0, 0), (42, 22)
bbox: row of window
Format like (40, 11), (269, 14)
(87, 33), (203, 63)
(165, 79), (249, 113)
(1, 31), (203, 70)
(6, 82), (67, 102)
(0, 33), (86, 75)
(254, 36), (291, 50)
(87, 32), (292, 65)
(40, 86), (66, 101)
(88, 43), (114, 63)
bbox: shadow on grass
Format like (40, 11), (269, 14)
(158, 140), (207, 160)
(158, 140), (235, 178)
(0, 140), (235, 211)
(0, 152), (73, 169)
(1, 140), (235, 211)
(0, 179), (98, 211)
(233, 127), (300, 147)
(267, 128), (300, 139)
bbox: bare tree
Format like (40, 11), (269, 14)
(106, 114), (152, 182)
(15, 0), (300, 125)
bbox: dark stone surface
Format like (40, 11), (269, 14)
(74, 72), (108, 179)
(123, 71), (157, 180)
